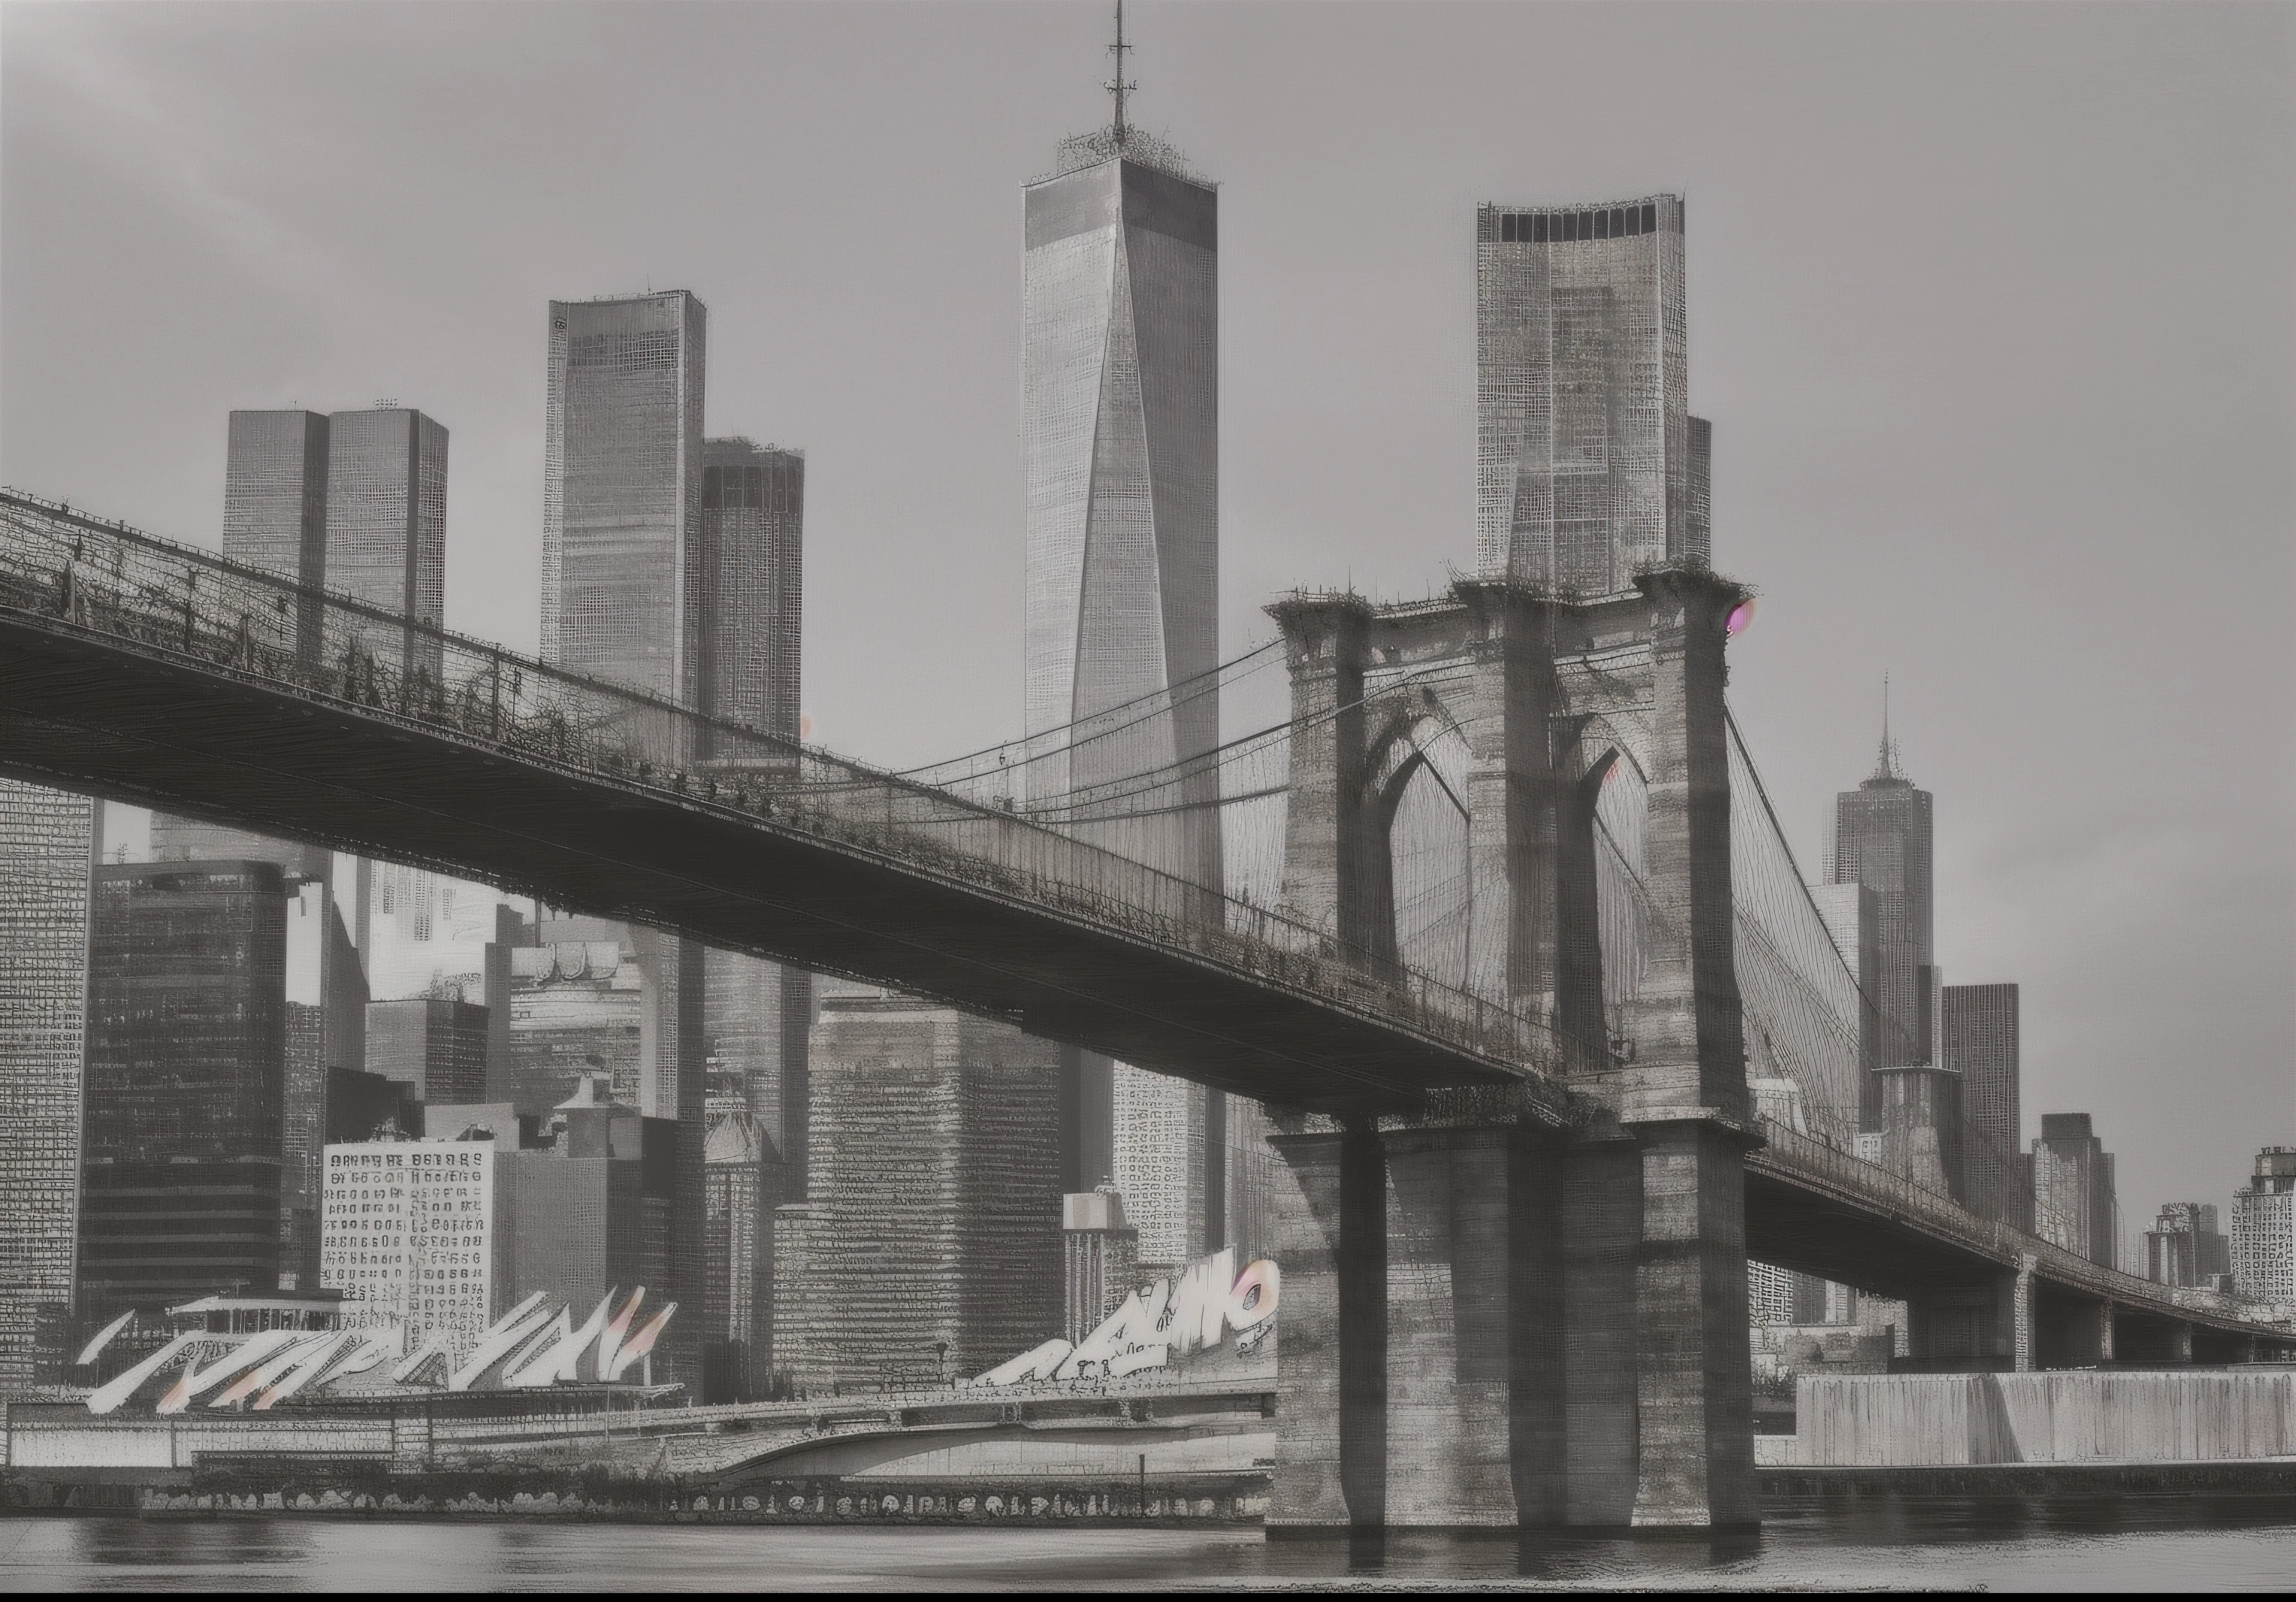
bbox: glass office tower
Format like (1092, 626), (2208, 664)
(1023, 133), (1232, 1261)
(1476, 195), (1711, 591)
(543, 291), (709, 708)
(80, 861), (291, 1325)
(541, 291), (710, 1384)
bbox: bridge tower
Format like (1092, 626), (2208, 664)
(1262, 561), (1758, 1530)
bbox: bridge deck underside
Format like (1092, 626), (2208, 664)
(1744, 1164), (2005, 1300)
(0, 623), (1520, 1117)
(1748, 1159), (2277, 1342)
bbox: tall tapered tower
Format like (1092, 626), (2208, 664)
(1021, 14), (1236, 1266)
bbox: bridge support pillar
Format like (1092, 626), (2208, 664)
(1623, 1116), (1757, 1530)
(1266, 1123), (1387, 1531)
(2170, 1322), (2194, 1364)
(2097, 1301), (2117, 1365)
(1379, 1120), (1561, 1527)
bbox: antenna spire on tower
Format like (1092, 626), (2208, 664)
(1873, 673), (1903, 782)
(1106, 0), (1136, 144)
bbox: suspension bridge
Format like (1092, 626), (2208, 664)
(1, 487), (2287, 1532)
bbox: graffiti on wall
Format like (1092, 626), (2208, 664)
(974, 1249), (1278, 1386)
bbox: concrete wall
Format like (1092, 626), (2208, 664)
(7, 1415), (395, 1470)
(1761, 1370), (2296, 1466)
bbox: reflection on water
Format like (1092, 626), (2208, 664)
(4, 1498), (2295, 1591)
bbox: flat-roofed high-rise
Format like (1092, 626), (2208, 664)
(698, 438), (804, 738)
(1477, 196), (1711, 591)
(80, 861), (291, 1325)
(1943, 983), (2021, 1225)
(543, 292), (707, 705)
(325, 405), (447, 681)
(222, 409), (331, 593)
(0, 780), (96, 1395)
(541, 290), (709, 1386)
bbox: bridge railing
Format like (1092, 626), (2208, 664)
(1753, 1117), (2286, 1333)
(0, 489), (1590, 1089)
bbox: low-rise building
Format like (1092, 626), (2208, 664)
(320, 1137), (497, 1361)
(2145, 1202), (2232, 1290)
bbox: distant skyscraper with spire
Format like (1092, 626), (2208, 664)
(1830, 683), (1935, 1126)
(1021, 5), (1235, 1265)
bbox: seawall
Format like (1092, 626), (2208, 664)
(1761, 1369), (2296, 1468)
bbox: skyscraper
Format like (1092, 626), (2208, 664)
(543, 292), (708, 706)
(158, 403), (456, 1274)
(0, 780), (96, 1395)
(1021, 97), (1226, 1259)
(701, 1088), (778, 1402)
(151, 408), (335, 872)
(1476, 195), (1711, 591)
(365, 996), (489, 1106)
(495, 1076), (676, 1342)
(1830, 715), (1936, 1105)
(2031, 1112), (2118, 1270)
(2231, 1147), (2296, 1304)
(696, 436), (813, 1175)
(324, 403), (448, 680)
(1942, 983), (2021, 1225)
(2144, 1202), (2231, 1290)
(80, 861), (291, 1325)
(542, 291), (709, 1383)
(221, 408), (331, 597)
(773, 993), (1062, 1393)
(697, 437), (804, 738)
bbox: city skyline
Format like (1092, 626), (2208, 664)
(3, 6), (2295, 1567)
(1, 2), (2289, 1296)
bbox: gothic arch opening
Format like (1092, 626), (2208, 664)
(1367, 716), (1474, 992)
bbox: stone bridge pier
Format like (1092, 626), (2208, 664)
(1262, 566), (1758, 1532)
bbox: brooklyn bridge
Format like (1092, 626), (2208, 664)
(2, 487), (2286, 1531)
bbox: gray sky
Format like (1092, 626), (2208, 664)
(4, 1), (2290, 1239)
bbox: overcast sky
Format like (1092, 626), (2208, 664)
(4, 0), (2290, 1234)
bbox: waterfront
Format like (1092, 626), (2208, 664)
(4, 1500), (2295, 1591)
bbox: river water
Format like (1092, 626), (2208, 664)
(4, 1500), (2293, 1590)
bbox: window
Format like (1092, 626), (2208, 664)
(1642, 201), (1658, 233)
(702, 467), (722, 510)
(1533, 213), (1549, 243)
(744, 467), (762, 509)
(1612, 207), (1628, 236)
(1501, 213), (1518, 242)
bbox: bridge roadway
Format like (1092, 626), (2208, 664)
(1748, 1121), (2284, 1360)
(0, 491), (1564, 1121)
(1, 490), (2288, 1370)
